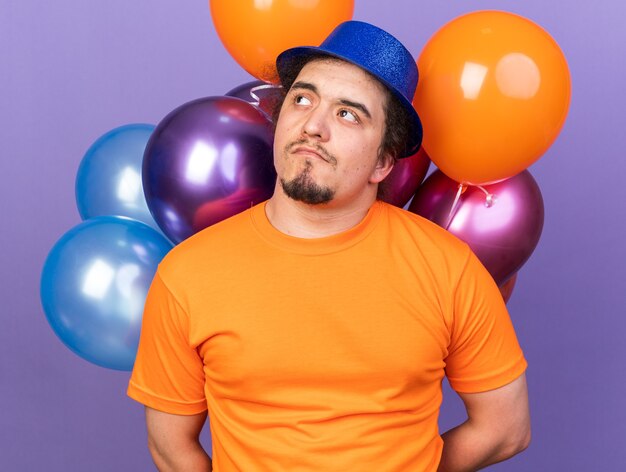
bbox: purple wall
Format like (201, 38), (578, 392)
(2, 0), (624, 470)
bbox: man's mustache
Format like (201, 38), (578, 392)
(285, 139), (337, 166)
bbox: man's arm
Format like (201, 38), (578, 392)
(437, 373), (531, 472)
(145, 406), (212, 472)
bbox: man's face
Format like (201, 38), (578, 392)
(273, 58), (390, 207)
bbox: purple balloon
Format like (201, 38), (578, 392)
(381, 147), (430, 208)
(143, 96), (276, 244)
(226, 80), (284, 120)
(409, 170), (544, 285)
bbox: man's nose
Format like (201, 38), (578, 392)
(301, 106), (330, 141)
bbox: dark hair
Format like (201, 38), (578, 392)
(272, 55), (413, 198)
(270, 55), (314, 126)
(375, 90), (412, 200)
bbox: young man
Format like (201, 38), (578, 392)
(128, 21), (530, 471)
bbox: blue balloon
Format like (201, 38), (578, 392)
(40, 216), (173, 371)
(75, 124), (166, 236)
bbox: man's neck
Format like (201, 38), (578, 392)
(264, 188), (378, 239)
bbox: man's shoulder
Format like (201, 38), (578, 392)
(381, 202), (469, 254)
(158, 204), (259, 279)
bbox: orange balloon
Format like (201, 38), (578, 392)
(413, 11), (571, 185)
(210, 0), (354, 83)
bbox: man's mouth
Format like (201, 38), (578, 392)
(287, 141), (337, 166)
(293, 146), (327, 161)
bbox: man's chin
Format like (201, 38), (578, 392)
(297, 194), (334, 205)
(280, 177), (335, 205)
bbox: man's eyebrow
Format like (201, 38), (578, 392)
(291, 81), (318, 94)
(338, 99), (371, 119)
(291, 81), (372, 120)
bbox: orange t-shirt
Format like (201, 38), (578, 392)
(128, 201), (527, 471)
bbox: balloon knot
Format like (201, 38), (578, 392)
(476, 185), (497, 207)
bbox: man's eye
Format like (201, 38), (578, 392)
(295, 95), (311, 106)
(339, 109), (358, 123)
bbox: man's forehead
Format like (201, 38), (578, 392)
(295, 57), (378, 83)
(292, 58), (387, 107)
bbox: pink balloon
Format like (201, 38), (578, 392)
(499, 273), (518, 304)
(409, 170), (544, 285)
(381, 147), (430, 208)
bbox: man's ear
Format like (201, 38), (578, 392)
(369, 154), (395, 184)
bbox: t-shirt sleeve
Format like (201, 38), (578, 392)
(127, 271), (208, 415)
(445, 249), (528, 393)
